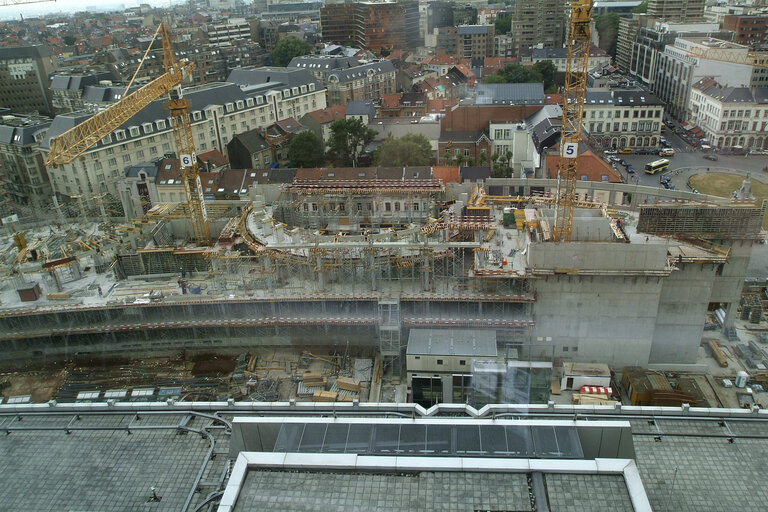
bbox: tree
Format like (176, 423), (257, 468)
(287, 131), (325, 168)
(595, 13), (620, 58)
(487, 63), (544, 85)
(632, 0), (649, 13)
(270, 36), (312, 67)
(483, 74), (508, 84)
(443, 150), (453, 164)
(494, 17), (512, 36)
(532, 60), (557, 92)
(326, 118), (377, 167)
(63, 35), (77, 46)
(373, 133), (432, 167)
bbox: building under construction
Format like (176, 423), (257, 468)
(0, 172), (763, 382)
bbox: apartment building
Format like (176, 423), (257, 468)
(616, 15), (655, 72)
(50, 72), (116, 114)
(689, 78), (768, 150)
(0, 113), (52, 207)
(647, 0), (705, 22)
(722, 15), (768, 48)
(655, 37), (768, 119)
(320, 1), (421, 54)
(325, 61), (397, 107)
(583, 89), (665, 150)
(509, 0), (566, 53)
(288, 55), (360, 83)
(42, 72), (326, 204)
(0, 46), (57, 116)
(288, 56), (396, 106)
(628, 22), (727, 88)
(204, 18), (256, 45)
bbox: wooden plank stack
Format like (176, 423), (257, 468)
(302, 372), (326, 387)
(312, 390), (338, 402)
(336, 377), (361, 393)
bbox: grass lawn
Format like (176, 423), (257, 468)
(689, 172), (768, 227)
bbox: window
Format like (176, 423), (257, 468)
(464, 148), (470, 156)
(129, 127), (140, 137)
(108, 158), (117, 166)
(385, 202), (391, 211)
(413, 202), (419, 211)
(115, 130), (126, 141)
(303, 203), (309, 211)
(394, 202), (400, 211)
(436, 359), (443, 365)
(459, 360), (466, 365)
(357, 203), (362, 211)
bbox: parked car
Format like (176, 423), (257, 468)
(619, 147), (633, 154)
(627, 165), (635, 174)
(604, 149), (618, 155)
(704, 154), (718, 161)
(618, 159), (628, 167)
(608, 156), (621, 163)
(659, 149), (675, 157)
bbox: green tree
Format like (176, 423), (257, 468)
(455, 154), (465, 167)
(63, 35), (77, 46)
(373, 133), (432, 167)
(494, 17), (512, 35)
(287, 130), (325, 168)
(488, 63), (544, 85)
(595, 13), (620, 58)
(443, 150), (453, 164)
(632, 0), (649, 13)
(532, 60), (557, 92)
(270, 36), (312, 67)
(483, 74), (508, 84)
(326, 118), (377, 167)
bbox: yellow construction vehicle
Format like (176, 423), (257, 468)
(44, 22), (210, 243)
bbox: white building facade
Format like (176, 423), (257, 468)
(42, 79), (326, 202)
(688, 78), (768, 150)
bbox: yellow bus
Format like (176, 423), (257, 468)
(644, 158), (670, 175)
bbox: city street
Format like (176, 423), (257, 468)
(602, 131), (768, 191)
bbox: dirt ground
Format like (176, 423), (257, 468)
(1, 372), (64, 402)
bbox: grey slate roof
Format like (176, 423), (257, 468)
(457, 25), (490, 36)
(532, 47), (568, 60)
(123, 162), (159, 178)
(50, 73), (114, 92)
(0, 45), (51, 60)
(227, 67), (322, 90)
(327, 60), (395, 84)
(233, 129), (269, 153)
(345, 100), (376, 117)
(585, 89), (664, 106)
(288, 55), (359, 71)
(476, 83), (545, 105)
(81, 85), (139, 103)
(0, 117), (51, 146)
(697, 82), (768, 104)
(43, 83), (261, 150)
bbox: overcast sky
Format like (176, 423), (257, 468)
(0, 0), (148, 21)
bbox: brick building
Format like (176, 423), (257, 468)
(723, 15), (768, 48)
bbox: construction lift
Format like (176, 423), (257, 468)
(552, 0), (593, 242)
(44, 22), (211, 243)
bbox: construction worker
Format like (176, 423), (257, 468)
(97, 286), (103, 297)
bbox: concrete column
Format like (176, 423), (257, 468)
(441, 375), (453, 403)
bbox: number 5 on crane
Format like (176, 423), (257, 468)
(561, 142), (578, 159)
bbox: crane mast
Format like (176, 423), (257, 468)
(552, 0), (593, 242)
(44, 22), (210, 243)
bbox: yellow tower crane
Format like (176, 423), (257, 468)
(552, 0), (593, 242)
(44, 22), (210, 243)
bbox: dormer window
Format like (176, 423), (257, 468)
(129, 127), (140, 137)
(142, 123), (153, 133)
(115, 130), (126, 141)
